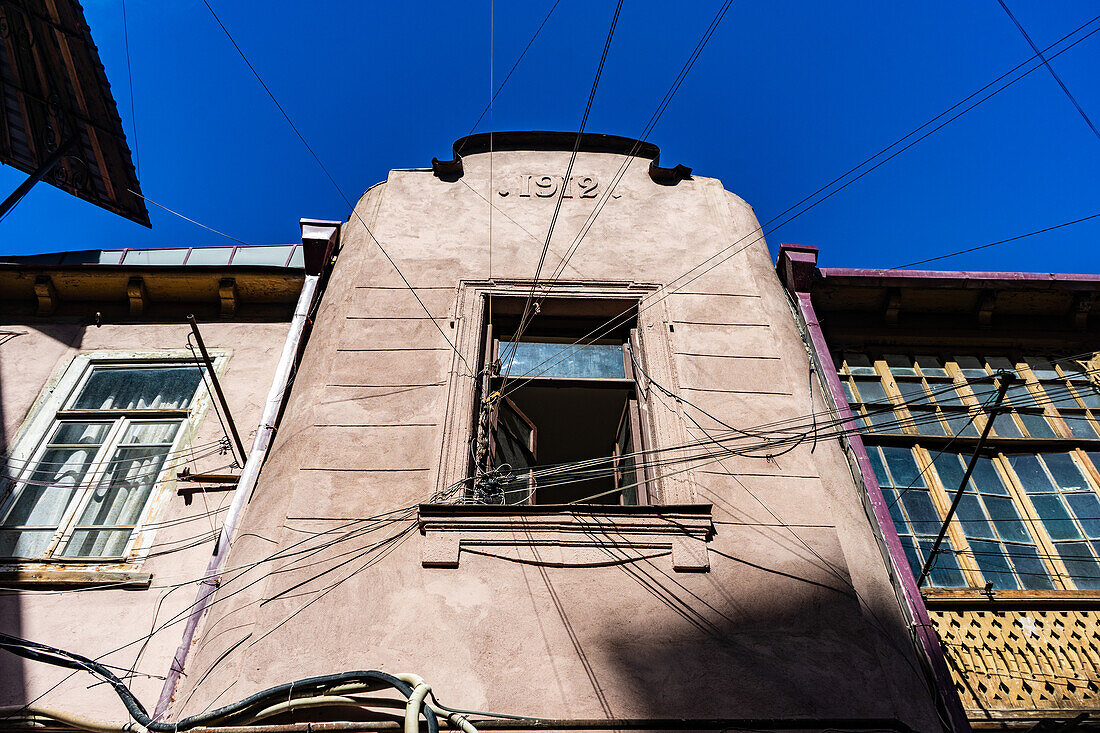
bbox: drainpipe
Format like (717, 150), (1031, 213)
(776, 244), (971, 733)
(154, 221), (340, 718)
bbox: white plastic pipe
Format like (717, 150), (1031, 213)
(154, 275), (320, 718)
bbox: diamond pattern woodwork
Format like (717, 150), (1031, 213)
(930, 609), (1100, 719)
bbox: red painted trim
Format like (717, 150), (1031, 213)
(820, 267), (1100, 286)
(792, 290), (972, 733)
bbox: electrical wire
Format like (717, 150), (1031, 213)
(997, 0), (1100, 143)
(493, 13), (1100, 395)
(500, 0), (625, 388)
(198, 0), (472, 376)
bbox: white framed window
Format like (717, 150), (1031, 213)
(0, 354), (214, 561)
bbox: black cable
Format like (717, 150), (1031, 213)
(997, 0), (1100, 143)
(502, 0), (625, 386)
(0, 632), (437, 733)
(891, 210), (1100, 269)
(121, 0), (140, 177)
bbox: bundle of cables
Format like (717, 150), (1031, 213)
(0, 632), (501, 733)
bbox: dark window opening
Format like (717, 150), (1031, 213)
(472, 296), (652, 506)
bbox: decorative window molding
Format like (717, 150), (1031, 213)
(418, 503), (714, 572)
(436, 280), (696, 505)
(0, 350), (225, 576)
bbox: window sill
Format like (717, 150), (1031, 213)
(418, 503), (714, 572)
(0, 567), (152, 588)
(923, 589), (1100, 609)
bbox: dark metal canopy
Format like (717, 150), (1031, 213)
(0, 0), (149, 226)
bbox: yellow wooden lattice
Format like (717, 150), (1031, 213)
(930, 609), (1100, 718)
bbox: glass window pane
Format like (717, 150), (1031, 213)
(983, 496), (1031, 542)
(867, 406), (903, 433)
(1008, 455), (1055, 493)
(1056, 541), (1100, 590)
(844, 353), (876, 376)
(882, 447), (924, 488)
(913, 412), (947, 435)
(1019, 412), (1057, 439)
(500, 341), (625, 379)
(923, 542), (967, 588)
(969, 540), (1020, 590)
(1032, 495), (1082, 540)
(73, 367), (204, 410)
(2, 447), (98, 527)
(930, 383), (964, 406)
(971, 458), (1008, 495)
(898, 535), (923, 581)
(944, 412), (979, 437)
(933, 453), (967, 491)
(885, 354), (917, 377)
(59, 529), (132, 558)
(1026, 357), (1059, 380)
(185, 246), (234, 265)
(1075, 385), (1100, 410)
(986, 356), (1016, 373)
(121, 421), (180, 445)
(957, 495), (996, 539)
(895, 380), (929, 404)
(1006, 384), (1038, 407)
(866, 446), (889, 485)
(853, 378), (889, 403)
(901, 492), (941, 534)
(916, 356), (948, 378)
(49, 422), (111, 445)
(955, 356), (987, 379)
(840, 381), (855, 402)
(1065, 493), (1100, 538)
(0, 530), (56, 558)
(1045, 454), (1089, 490)
(1065, 416), (1099, 439)
(1006, 545), (1056, 590)
(74, 447), (167, 528)
(993, 415), (1024, 438)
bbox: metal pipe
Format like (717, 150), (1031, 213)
(185, 718), (914, 733)
(155, 276), (320, 718)
(0, 138), (76, 221)
(186, 314), (248, 465)
(916, 372), (1013, 588)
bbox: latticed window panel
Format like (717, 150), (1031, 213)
(930, 609), (1100, 716)
(835, 352), (1100, 592)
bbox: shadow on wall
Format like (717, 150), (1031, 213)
(0, 325), (86, 708)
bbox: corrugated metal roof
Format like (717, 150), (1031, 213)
(1, 244), (306, 268)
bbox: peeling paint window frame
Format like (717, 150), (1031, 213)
(0, 351), (223, 569)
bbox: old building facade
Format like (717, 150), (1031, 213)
(6, 132), (1096, 733)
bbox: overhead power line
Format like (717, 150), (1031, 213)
(997, 0), (1100, 143)
(891, 210), (1100, 269)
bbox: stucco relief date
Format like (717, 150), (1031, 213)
(497, 175), (619, 199)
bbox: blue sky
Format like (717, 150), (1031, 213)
(2, 0), (1098, 272)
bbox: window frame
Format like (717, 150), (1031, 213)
(437, 281), (693, 506)
(0, 350), (223, 568)
(836, 350), (1100, 594)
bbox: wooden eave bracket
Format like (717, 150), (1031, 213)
(219, 277), (238, 317)
(977, 289), (997, 329)
(127, 276), (147, 316)
(34, 275), (57, 316)
(1072, 291), (1094, 329)
(884, 288), (902, 326)
(417, 504), (715, 572)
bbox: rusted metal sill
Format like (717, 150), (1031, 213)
(0, 569), (152, 588)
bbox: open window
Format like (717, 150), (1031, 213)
(473, 297), (654, 506)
